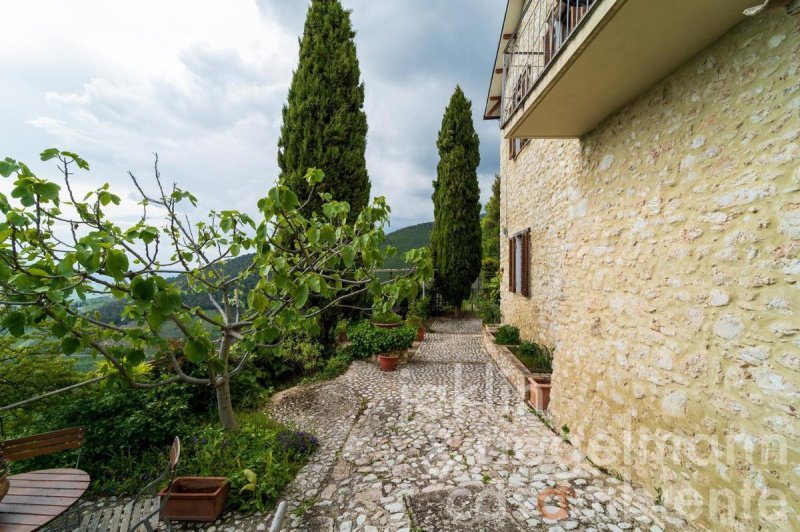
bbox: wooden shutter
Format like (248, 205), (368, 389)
(521, 231), (531, 297)
(508, 237), (516, 293)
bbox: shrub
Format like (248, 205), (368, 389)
(181, 413), (317, 512)
(474, 297), (501, 324)
(348, 321), (416, 357)
(21, 375), (195, 494)
(319, 349), (352, 380)
(371, 310), (403, 324)
(494, 325), (520, 345)
(406, 315), (425, 330)
(515, 341), (553, 373)
(481, 257), (499, 284)
(335, 319), (350, 335)
(408, 297), (431, 319)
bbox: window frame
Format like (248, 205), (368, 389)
(507, 229), (531, 297)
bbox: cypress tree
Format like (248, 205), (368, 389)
(431, 86), (482, 318)
(480, 174), (501, 283)
(278, 0), (369, 221)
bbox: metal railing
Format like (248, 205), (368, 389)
(501, 0), (599, 124)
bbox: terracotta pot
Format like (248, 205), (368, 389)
(373, 322), (401, 329)
(378, 354), (399, 371)
(0, 475), (9, 502)
(528, 376), (552, 411)
(337, 331), (347, 344)
(416, 327), (425, 341)
(159, 477), (230, 522)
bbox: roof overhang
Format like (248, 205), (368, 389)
(483, 0), (525, 120)
(486, 0), (760, 138)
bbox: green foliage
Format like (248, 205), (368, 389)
(278, 0), (369, 221)
(405, 315), (424, 330)
(513, 341), (553, 373)
(335, 319), (350, 335)
(431, 87), (482, 310)
(318, 349), (353, 380)
(494, 325), (520, 345)
(408, 297), (430, 320)
(348, 322), (416, 357)
(20, 373), (195, 493)
(481, 257), (499, 284)
(481, 175), (501, 262)
(181, 414), (317, 512)
(371, 310), (402, 325)
(474, 297), (501, 325)
(0, 149), (431, 430)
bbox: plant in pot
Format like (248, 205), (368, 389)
(372, 310), (403, 329)
(406, 315), (426, 341)
(335, 319), (350, 344)
(376, 326), (416, 371)
(493, 324), (520, 345)
(0, 454), (9, 502)
(515, 342), (553, 411)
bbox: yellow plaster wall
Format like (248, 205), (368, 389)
(499, 11), (800, 529)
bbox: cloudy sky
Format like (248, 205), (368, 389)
(0, 0), (503, 231)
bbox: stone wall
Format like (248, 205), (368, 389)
(481, 326), (532, 400)
(499, 11), (799, 530)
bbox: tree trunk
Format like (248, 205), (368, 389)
(216, 377), (239, 431)
(215, 332), (239, 431)
(454, 301), (462, 319)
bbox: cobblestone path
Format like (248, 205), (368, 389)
(265, 318), (689, 532)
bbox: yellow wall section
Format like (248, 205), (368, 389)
(499, 11), (799, 530)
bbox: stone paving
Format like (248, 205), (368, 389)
(268, 318), (690, 531)
(77, 318), (691, 531)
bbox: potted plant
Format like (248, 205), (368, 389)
(515, 342), (553, 411)
(160, 476), (230, 521)
(372, 310), (403, 329)
(0, 455), (9, 502)
(335, 319), (350, 344)
(377, 325), (416, 371)
(406, 315), (426, 341)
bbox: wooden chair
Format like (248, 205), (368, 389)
(0, 427), (85, 466)
(79, 436), (181, 532)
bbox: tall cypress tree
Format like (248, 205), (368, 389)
(278, 0), (369, 220)
(431, 86), (482, 318)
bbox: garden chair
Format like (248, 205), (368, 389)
(0, 426), (84, 466)
(78, 436), (180, 532)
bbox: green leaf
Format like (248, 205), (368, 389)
(40, 148), (61, 161)
(341, 245), (355, 268)
(183, 337), (210, 363)
(243, 469), (257, 484)
(2, 311), (25, 337)
(125, 348), (146, 366)
(61, 336), (81, 355)
(104, 250), (129, 282)
(0, 159), (20, 177)
(293, 284), (309, 308)
(130, 277), (156, 301)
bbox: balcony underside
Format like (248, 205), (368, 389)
(504, 0), (757, 138)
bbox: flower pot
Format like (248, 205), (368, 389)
(528, 376), (552, 411)
(416, 327), (425, 341)
(373, 322), (401, 329)
(159, 477), (230, 522)
(337, 331), (347, 344)
(378, 354), (399, 371)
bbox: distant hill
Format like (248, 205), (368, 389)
(86, 222), (433, 323)
(383, 221), (433, 270)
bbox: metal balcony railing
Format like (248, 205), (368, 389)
(501, 0), (599, 125)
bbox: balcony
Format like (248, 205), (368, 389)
(485, 0), (759, 138)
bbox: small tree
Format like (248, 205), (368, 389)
(431, 87), (482, 318)
(0, 150), (430, 431)
(278, 0), (370, 221)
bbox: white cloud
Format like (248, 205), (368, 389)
(0, 0), (503, 229)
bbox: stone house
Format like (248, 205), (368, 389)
(483, 0), (799, 528)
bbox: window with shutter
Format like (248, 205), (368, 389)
(508, 229), (531, 297)
(508, 237), (516, 293)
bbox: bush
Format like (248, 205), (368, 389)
(319, 349), (352, 380)
(514, 341), (553, 373)
(181, 413), (317, 512)
(474, 297), (501, 324)
(371, 310), (403, 324)
(494, 325), (520, 345)
(406, 315), (425, 330)
(481, 257), (499, 284)
(20, 373), (195, 494)
(408, 297), (431, 319)
(348, 321), (416, 357)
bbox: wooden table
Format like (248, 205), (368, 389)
(0, 469), (90, 532)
